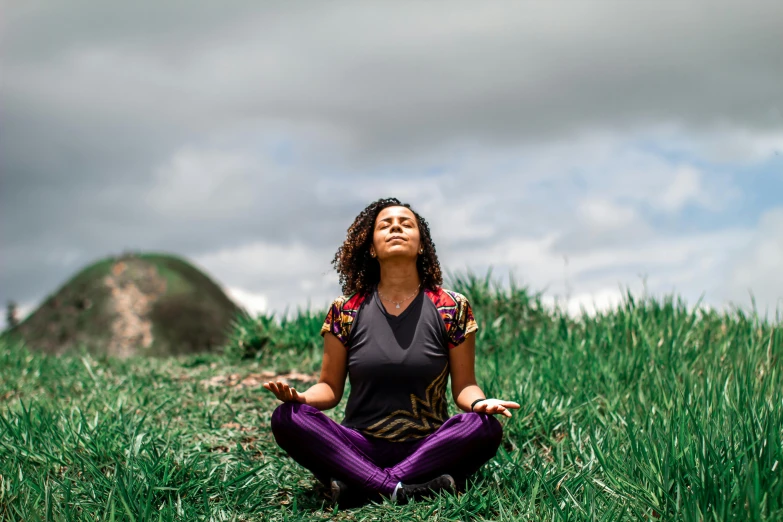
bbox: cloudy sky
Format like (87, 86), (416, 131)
(2, 2), (782, 327)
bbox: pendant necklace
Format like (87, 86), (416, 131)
(378, 284), (421, 309)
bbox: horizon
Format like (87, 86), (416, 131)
(6, 251), (781, 329)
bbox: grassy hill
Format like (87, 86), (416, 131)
(0, 274), (781, 520)
(3, 253), (242, 357)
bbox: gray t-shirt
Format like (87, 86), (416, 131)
(320, 286), (478, 442)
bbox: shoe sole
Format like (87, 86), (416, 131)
(399, 474), (456, 504)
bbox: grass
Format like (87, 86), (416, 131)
(1, 273), (781, 521)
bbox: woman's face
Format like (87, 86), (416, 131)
(370, 206), (422, 261)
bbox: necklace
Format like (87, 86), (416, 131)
(377, 284), (421, 309)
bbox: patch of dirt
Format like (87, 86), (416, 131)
(0, 391), (18, 401)
(103, 259), (167, 357)
(220, 422), (257, 431)
(201, 371), (318, 389)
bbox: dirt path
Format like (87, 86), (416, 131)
(103, 260), (167, 357)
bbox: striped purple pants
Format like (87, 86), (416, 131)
(270, 402), (503, 496)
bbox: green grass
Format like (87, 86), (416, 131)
(1, 273), (781, 521)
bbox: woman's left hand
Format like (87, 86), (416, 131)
(472, 398), (521, 418)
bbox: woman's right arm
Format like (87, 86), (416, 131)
(263, 332), (347, 410)
(299, 332), (347, 410)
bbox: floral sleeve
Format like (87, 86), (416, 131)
(424, 288), (479, 349)
(320, 293), (364, 347)
(320, 296), (348, 346)
(447, 291), (478, 349)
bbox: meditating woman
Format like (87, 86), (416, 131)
(263, 197), (520, 505)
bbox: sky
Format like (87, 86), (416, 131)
(2, 2), (782, 328)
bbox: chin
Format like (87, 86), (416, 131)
(383, 249), (417, 259)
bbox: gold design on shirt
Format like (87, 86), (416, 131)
(361, 364), (450, 442)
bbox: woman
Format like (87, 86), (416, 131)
(264, 198), (520, 506)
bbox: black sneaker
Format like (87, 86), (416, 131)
(397, 474), (456, 504)
(330, 478), (369, 508)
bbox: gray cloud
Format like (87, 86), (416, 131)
(2, 1), (782, 319)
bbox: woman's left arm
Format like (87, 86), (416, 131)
(449, 332), (520, 417)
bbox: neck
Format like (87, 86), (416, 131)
(377, 259), (421, 297)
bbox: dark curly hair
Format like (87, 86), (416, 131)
(332, 198), (443, 296)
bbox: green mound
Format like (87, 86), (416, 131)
(5, 253), (243, 356)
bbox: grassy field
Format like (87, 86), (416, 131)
(1, 275), (781, 521)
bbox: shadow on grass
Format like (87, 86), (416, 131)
(291, 480), (389, 513)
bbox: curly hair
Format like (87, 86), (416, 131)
(331, 198), (443, 296)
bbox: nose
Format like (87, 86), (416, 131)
(390, 221), (403, 233)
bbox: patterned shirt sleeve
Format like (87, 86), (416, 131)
(320, 295), (349, 346)
(445, 290), (479, 349)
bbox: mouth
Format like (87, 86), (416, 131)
(387, 236), (406, 242)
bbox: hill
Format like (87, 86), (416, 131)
(4, 252), (243, 356)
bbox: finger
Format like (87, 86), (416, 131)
(277, 382), (291, 401)
(489, 405), (511, 418)
(269, 382), (287, 401)
(291, 388), (305, 403)
(502, 401), (521, 409)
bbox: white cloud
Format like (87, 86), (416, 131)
(195, 241), (332, 283)
(579, 200), (638, 230)
(145, 147), (257, 219)
(565, 288), (626, 317)
(542, 287), (627, 318)
(194, 241), (340, 317)
(726, 208), (783, 316)
(226, 287), (268, 317)
(657, 166), (703, 212)
(451, 226), (752, 308)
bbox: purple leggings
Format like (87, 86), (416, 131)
(270, 402), (503, 496)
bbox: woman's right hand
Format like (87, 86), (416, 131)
(263, 380), (307, 403)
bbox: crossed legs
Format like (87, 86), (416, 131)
(270, 402), (503, 497)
